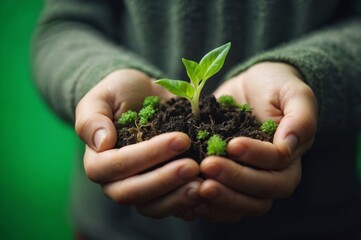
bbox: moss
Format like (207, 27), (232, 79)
(197, 130), (210, 140)
(239, 103), (251, 112)
(118, 110), (138, 126)
(260, 119), (278, 134)
(207, 135), (227, 156)
(138, 105), (156, 125)
(218, 95), (238, 108)
(143, 96), (161, 108)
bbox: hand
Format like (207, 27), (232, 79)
(188, 62), (317, 222)
(75, 69), (202, 218)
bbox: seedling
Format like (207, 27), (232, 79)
(261, 119), (278, 134)
(207, 135), (227, 156)
(156, 42), (231, 117)
(197, 130), (210, 140)
(239, 103), (251, 112)
(218, 95), (238, 108)
(118, 110), (138, 126)
(118, 96), (160, 127)
(143, 96), (161, 108)
(138, 105), (157, 125)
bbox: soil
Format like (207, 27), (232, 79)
(115, 95), (273, 163)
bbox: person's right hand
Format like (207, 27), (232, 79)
(75, 69), (202, 218)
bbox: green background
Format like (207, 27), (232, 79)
(0, 1), (75, 239)
(0, 1), (360, 240)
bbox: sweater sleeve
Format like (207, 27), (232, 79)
(225, 18), (361, 134)
(32, 0), (164, 122)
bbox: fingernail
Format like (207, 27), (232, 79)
(179, 165), (197, 179)
(94, 129), (107, 150)
(170, 136), (189, 153)
(285, 134), (298, 154)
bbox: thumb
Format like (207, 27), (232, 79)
(75, 94), (117, 152)
(273, 87), (317, 156)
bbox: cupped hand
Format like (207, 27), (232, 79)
(191, 62), (317, 222)
(75, 69), (202, 218)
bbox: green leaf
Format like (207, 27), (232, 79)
(155, 79), (194, 99)
(199, 42), (231, 81)
(181, 58), (202, 86)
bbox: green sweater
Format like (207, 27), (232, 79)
(33, 0), (361, 239)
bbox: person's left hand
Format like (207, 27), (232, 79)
(177, 62), (317, 222)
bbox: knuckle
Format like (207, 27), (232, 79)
(155, 168), (173, 189)
(105, 186), (134, 205)
(111, 156), (126, 177)
(84, 158), (100, 183)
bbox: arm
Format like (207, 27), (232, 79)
(32, 0), (202, 219)
(32, 0), (163, 122)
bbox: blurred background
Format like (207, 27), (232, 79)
(0, 1), (76, 239)
(0, 1), (360, 240)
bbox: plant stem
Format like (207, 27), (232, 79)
(191, 85), (200, 117)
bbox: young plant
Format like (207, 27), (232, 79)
(260, 119), (278, 134)
(138, 105), (157, 125)
(218, 95), (238, 108)
(118, 110), (138, 126)
(143, 96), (161, 108)
(197, 130), (210, 140)
(155, 42), (231, 117)
(239, 103), (251, 112)
(207, 135), (227, 156)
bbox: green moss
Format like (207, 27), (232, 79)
(197, 130), (210, 140)
(138, 105), (156, 125)
(260, 119), (278, 134)
(207, 135), (227, 156)
(143, 96), (161, 108)
(218, 95), (238, 107)
(118, 110), (138, 126)
(239, 103), (251, 112)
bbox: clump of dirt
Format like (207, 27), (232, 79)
(115, 95), (273, 163)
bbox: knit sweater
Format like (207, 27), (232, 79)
(32, 0), (361, 239)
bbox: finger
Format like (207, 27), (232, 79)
(75, 69), (154, 152)
(199, 180), (273, 217)
(84, 132), (191, 183)
(274, 83), (317, 155)
(136, 180), (202, 219)
(75, 91), (117, 151)
(102, 159), (200, 205)
(227, 137), (292, 170)
(201, 156), (302, 199)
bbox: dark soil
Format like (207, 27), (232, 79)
(115, 95), (273, 163)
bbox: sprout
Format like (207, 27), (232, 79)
(218, 95), (238, 108)
(239, 103), (251, 112)
(197, 130), (210, 140)
(155, 42), (231, 117)
(143, 96), (161, 108)
(260, 120), (278, 134)
(138, 105), (156, 125)
(118, 110), (138, 126)
(207, 135), (227, 156)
